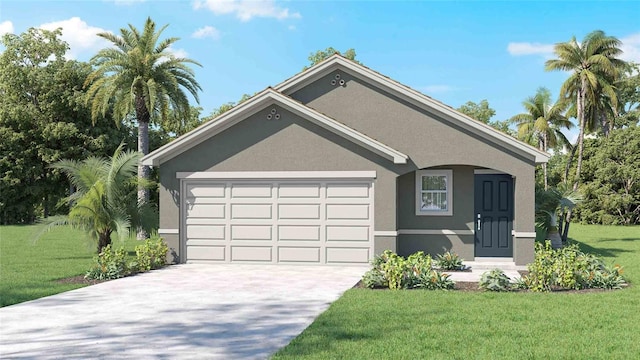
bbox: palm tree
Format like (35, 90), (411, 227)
(510, 87), (574, 189)
(84, 17), (201, 238)
(48, 144), (157, 253)
(545, 30), (625, 191)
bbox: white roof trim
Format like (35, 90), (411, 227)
(275, 55), (550, 164)
(177, 171), (377, 179)
(141, 88), (408, 166)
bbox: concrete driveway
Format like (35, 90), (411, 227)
(0, 264), (367, 359)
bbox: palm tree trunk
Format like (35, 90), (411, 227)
(563, 144), (577, 185)
(574, 79), (587, 191)
(98, 229), (112, 254)
(542, 134), (548, 190)
(135, 94), (151, 240)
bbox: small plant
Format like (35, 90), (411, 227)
(134, 237), (169, 272)
(405, 251), (433, 288)
(415, 271), (455, 290)
(362, 268), (387, 288)
(527, 241), (627, 292)
(512, 276), (531, 290)
(435, 251), (464, 270)
(479, 269), (512, 292)
(85, 244), (130, 280)
(380, 250), (407, 290)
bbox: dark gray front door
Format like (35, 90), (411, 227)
(474, 174), (513, 257)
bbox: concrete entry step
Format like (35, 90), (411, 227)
(464, 257), (527, 271)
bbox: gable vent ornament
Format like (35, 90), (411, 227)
(267, 108), (280, 120)
(331, 73), (346, 87)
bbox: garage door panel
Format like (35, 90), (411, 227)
(326, 226), (369, 241)
(326, 247), (370, 263)
(187, 245), (225, 261)
(187, 204), (225, 218)
(278, 204), (320, 219)
(326, 183), (369, 198)
(278, 225), (320, 241)
(185, 177), (373, 265)
(326, 204), (370, 220)
(187, 225), (225, 239)
(231, 204), (272, 219)
(231, 184), (272, 198)
(231, 225), (272, 240)
(187, 184), (225, 198)
(231, 246), (272, 262)
(278, 247), (320, 262)
(278, 184), (321, 198)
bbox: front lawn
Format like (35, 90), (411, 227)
(273, 224), (640, 359)
(0, 225), (138, 307)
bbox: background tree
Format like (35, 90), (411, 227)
(49, 144), (157, 253)
(574, 126), (640, 225)
(457, 99), (515, 136)
(304, 47), (359, 69)
(545, 30), (625, 191)
(85, 17), (202, 238)
(457, 100), (496, 124)
(0, 28), (128, 224)
(510, 87), (573, 189)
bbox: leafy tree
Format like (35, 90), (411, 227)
(158, 106), (203, 139)
(304, 47), (359, 69)
(84, 17), (202, 237)
(49, 144), (157, 253)
(510, 87), (573, 189)
(614, 62), (640, 129)
(0, 28), (128, 224)
(457, 100), (496, 124)
(574, 126), (640, 225)
(545, 30), (625, 191)
(202, 93), (252, 122)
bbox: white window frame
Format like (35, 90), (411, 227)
(415, 169), (453, 216)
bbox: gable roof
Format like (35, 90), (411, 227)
(141, 88), (408, 166)
(275, 54), (550, 164)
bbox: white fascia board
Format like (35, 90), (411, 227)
(177, 171), (377, 179)
(276, 56), (550, 164)
(142, 88), (408, 166)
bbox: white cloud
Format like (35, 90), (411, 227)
(39, 17), (109, 59)
(0, 20), (14, 36)
(192, 25), (221, 40)
(193, 0), (301, 22)
(420, 85), (456, 93)
(167, 46), (189, 59)
(507, 42), (554, 56)
(620, 32), (640, 63)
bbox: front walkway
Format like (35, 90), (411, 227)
(0, 264), (367, 360)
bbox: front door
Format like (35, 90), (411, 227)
(474, 174), (513, 257)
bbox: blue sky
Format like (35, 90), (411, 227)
(1, 0), (639, 142)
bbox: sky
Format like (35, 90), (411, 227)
(1, 0), (639, 143)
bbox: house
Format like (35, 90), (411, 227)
(142, 55), (548, 266)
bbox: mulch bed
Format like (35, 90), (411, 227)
(55, 275), (107, 286)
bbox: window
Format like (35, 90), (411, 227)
(416, 170), (453, 216)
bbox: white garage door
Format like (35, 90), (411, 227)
(183, 176), (374, 264)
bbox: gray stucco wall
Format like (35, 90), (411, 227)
(291, 70), (536, 234)
(159, 105), (406, 260)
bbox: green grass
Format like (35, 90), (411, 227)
(274, 224), (640, 359)
(0, 225), (138, 307)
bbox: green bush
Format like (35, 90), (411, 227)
(414, 270), (455, 290)
(526, 241), (627, 292)
(134, 237), (169, 272)
(435, 251), (464, 270)
(363, 250), (453, 290)
(85, 244), (130, 280)
(362, 268), (387, 288)
(479, 269), (511, 292)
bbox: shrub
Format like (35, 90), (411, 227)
(362, 269), (387, 288)
(479, 269), (511, 292)
(415, 271), (455, 290)
(134, 237), (169, 272)
(435, 251), (464, 270)
(364, 250), (453, 290)
(85, 244), (130, 280)
(527, 241), (627, 292)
